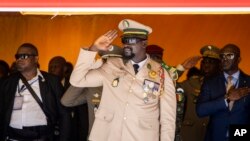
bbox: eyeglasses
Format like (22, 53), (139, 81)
(121, 38), (144, 45)
(15, 54), (37, 60)
(219, 53), (235, 60)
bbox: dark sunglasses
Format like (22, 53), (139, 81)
(15, 54), (37, 60)
(121, 38), (144, 44)
(219, 53), (235, 60)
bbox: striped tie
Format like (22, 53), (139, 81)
(226, 75), (234, 110)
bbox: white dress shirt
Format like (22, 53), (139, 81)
(10, 70), (47, 129)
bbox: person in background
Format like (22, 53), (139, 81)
(48, 56), (67, 87)
(0, 43), (70, 141)
(69, 19), (176, 141)
(61, 45), (123, 137)
(48, 56), (89, 141)
(0, 60), (10, 86)
(196, 44), (250, 141)
(63, 62), (74, 89)
(0, 60), (10, 78)
(179, 45), (221, 141)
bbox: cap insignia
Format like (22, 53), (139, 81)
(123, 20), (130, 28)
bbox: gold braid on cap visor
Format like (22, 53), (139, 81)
(203, 50), (220, 59)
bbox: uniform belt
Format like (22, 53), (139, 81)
(7, 126), (51, 141)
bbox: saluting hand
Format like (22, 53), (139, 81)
(181, 56), (202, 70)
(89, 30), (118, 52)
(228, 87), (250, 101)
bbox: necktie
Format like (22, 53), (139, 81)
(133, 64), (139, 74)
(226, 75), (234, 110)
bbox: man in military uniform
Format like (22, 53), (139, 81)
(61, 45), (123, 135)
(69, 19), (176, 141)
(179, 45), (221, 141)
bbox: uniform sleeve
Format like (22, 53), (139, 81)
(70, 48), (103, 87)
(160, 69), (177, 141)
(61, 85), (88, 107)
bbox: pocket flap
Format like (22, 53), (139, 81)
(139, 118), (159, 130)
(95, 108), (114, 122)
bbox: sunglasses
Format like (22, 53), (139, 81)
(219, 53), (235, 60)
(15, 54), (37, 60)
(121, 38), (144, 45)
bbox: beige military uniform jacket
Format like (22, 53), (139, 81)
(70, 49), (176, 141)
(61, 86), (103, 134)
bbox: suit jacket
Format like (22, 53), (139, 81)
(61, 86), (102, 134)
(196, 71), (250, 141)
(70, 49), (176, 141)
(0, 71), (71, 141)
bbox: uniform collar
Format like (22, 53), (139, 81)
(130, 55), (149, 70)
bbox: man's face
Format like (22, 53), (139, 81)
(122, 38), (146, 59)
(220, 47), (239, 72)
(15, 47), (38, 72)
(48, 60), (65, 79)
(200, 57), (220, 77)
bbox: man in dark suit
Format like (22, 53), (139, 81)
(196, 44), (250, 141)
(0, 43), (70, 141)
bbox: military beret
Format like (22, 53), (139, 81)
(98, 45), (123, 58)
(200, 45), (220, 59)
(146, 44), (164, 55)
(118, 19), (152, 40)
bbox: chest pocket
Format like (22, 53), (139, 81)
(95, 107), (114, 123)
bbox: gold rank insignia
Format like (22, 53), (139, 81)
(112, 77), (119, 87)
(149, 70), (157, 79)
(147, 63), (157, 79)
(92, 99), (101, 103)
(93, 93), (100, 98)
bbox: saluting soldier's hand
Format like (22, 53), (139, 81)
(181, 56), (202, 70)
(89, 30), (118, 52)
(228, 87), (250, 101)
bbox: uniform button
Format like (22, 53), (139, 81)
(124, 117), (127, 120)
(129, 89), (132, 93)
(126, 103), (129, 106)
(132, 77), (136, 80)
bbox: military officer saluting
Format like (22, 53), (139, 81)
(69, 19), (176, 141)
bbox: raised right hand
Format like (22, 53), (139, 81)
(89, 30), (118, 52)
(181, 56), (202, 70)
